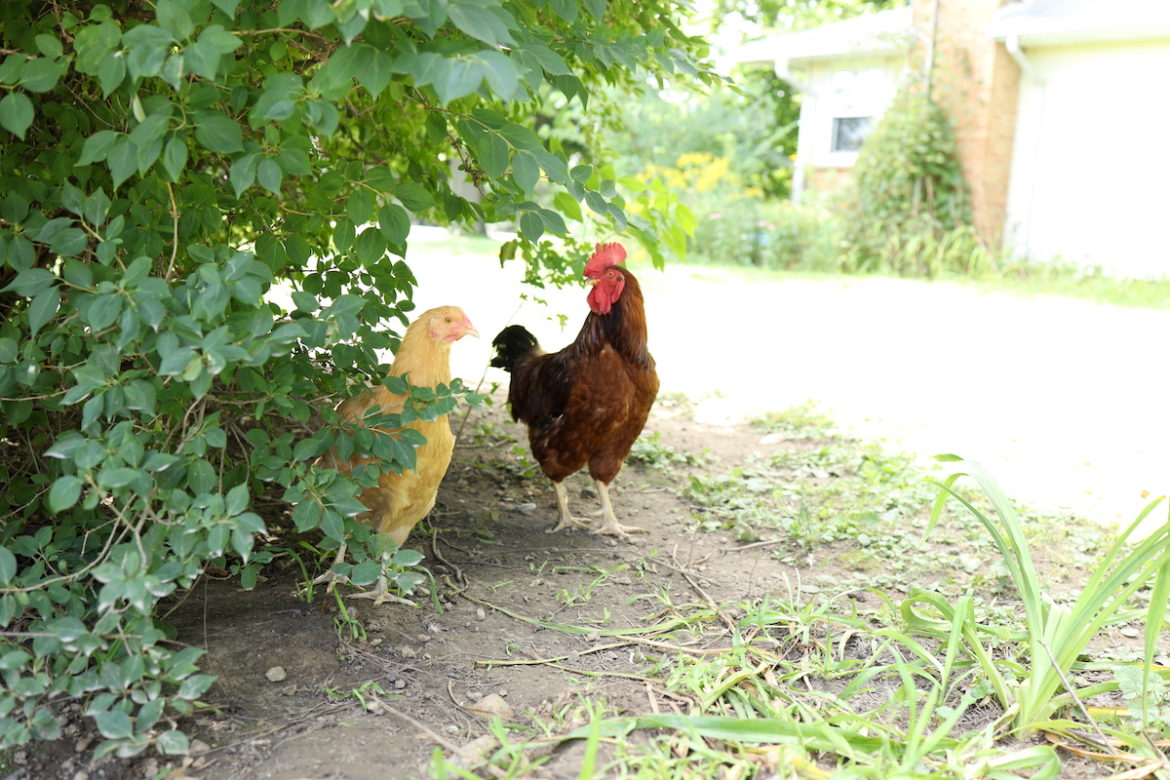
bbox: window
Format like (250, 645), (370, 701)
(831, 116), (873, 153)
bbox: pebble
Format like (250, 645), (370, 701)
(467, 690), (483, 701)
(72, 772), (88, 780)
(469, 693), (513, 720)
(1121, 626), (1140, 638)
(394, 679), (406, 690)
(516, 502), (536, 514)
(265, 666), (287, 682)
(400, 646), (418, 658)
(74, 737), (91, 753)
(498, 689), (508, 697)
(476, 608), (486, 621)
(385, 672), (398, 683)
(445, 724), (460, 734)
(369, 637), (382, 647)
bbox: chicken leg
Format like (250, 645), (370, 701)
(592, 479), (644, 538)
(546, 479), (644, 538)
(312, 544), (415, 606)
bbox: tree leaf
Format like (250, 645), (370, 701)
(355, 45), (393, 98)
(512, 151), (539, 195)
(162, 133), (188, 181)
(449, 4), (515, 47)
(378, 203), (411, 244)
(48, 475), (82, 514)
(519, 211), (543, 241)
(0, 92), (34, 140)
(28, 288), (59, 337)
(193, 111), (244, 154)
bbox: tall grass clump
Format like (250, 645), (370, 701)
(920, 457), (1170, 737)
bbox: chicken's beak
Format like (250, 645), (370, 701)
(585, 278), (600, 287)
(462, 320), (480, 339)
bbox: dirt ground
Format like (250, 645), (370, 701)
(20, 391), (1134, 780)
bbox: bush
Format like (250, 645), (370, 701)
(839, 85), (979, 276)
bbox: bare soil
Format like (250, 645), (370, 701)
(19, 396), (1130, 780)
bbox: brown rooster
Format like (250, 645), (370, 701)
(490, 243), (658, 538)
(317, 305), (477, 603)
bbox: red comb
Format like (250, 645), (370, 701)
(584, 242), (626, 277)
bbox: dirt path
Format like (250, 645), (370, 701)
(408, 232), (1166, 531)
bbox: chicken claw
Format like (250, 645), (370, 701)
(548, 481), (591, 533)
(593, 480), (644, 538)
(312, 543), (351, 591)
(346, 575), (416, 607)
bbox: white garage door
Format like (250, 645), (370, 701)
(1004, 38), (1170, 278)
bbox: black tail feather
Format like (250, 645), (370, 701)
(490, 325), (539, 373)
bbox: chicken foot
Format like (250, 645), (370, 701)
(546, 479), (644, 539)
(312, 542), (351, 591)
(312, 543), (415, 606)
(548, 481), (591, 533)
(593, 479), (644, 538)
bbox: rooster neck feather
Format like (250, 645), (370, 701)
(572, 268), (652, 371)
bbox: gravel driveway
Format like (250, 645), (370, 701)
(408, 232), (1167, 532)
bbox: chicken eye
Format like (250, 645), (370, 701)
(445, 317), (452, 323)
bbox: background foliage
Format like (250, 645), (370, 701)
(0, 0), (714, 757)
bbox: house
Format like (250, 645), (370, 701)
(733, 0), (1170, 278)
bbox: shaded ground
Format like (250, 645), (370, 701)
(23, 394), (1146, 780)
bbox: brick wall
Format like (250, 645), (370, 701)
(913, 0), (1021, 247)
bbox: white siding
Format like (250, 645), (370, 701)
(791, 55), (905, 201)
(1004, 38), (1170, 277)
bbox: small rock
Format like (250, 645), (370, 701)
(580, 485), (598, 499)
(394, 678), (406, 690)
(497, 689), (508, 698)
(1121, 626), (1140, 638)
(72, 772), (88, 780)
(400, 646), (418, 658)
(467, 690), (483, 701)
(445, 724), (460, 734)
(369, 637), (383, 647)
(385, 672), (398, 683)
(265, 666), (287, 682)
(476, 608), (486, 621)
(74, 737), (92, 753)
(190, 739), (211, 754)
(460, 734), (499, 764)
(468, 693), (513, 720)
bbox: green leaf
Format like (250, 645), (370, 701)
(355, 228), (386, 264)
(94, 710), (133, 740)
(194, 111), (244, 154)
(48, 475), (83, 514)
(184, 38), (221, 80)
(212, 0), (240, 16)
(97, 51), (127, 96)
(107, 137), (138, 189)
(162, 133), (188, 181)
(28, 288), (59, 337)
(257, 157), (283, 194)
(0, 92), (34, 139)
(433, 57), (482, 105)
(156, 0), (195, 39)
(347, 189), (375, 225)
(393, 182), (435, 212)
(474, 50), (522, 100)
(519, 211), (543, 241)
(74, 21), (122, 73)
(522, 44), (572, 76)
(356, 45), (393, 98)
(0, 546), (16, 584)
(36, 33), (64, 58)
(3, 268), (55, 297)
(449, 4), (515, 46)
(230, 152), (259, 196)
(378, 203), (411, 244)
(512, 151), (539, 195)
(159, 346), (197, 376)
(19, 57), (66, 93)
(157, 730), (190, 755)
(77, 130), (120, 165)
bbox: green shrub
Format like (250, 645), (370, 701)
(840, 86), (976, 276)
